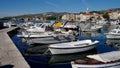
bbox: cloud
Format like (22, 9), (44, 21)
(45, 1), (58, 7)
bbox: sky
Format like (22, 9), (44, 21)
(0, 0), (120, 18)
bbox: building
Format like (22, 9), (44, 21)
(62, 8), (120, 22)
(108, 10), (120, 20)
(61, 14), (70, 21)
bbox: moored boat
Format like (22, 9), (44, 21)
(29, 33), (76, 44)
(17, 31), (53, 38)
(48, 40), (99, 55)
(105, 28), (120, 39)
(71, 51), (120, 68)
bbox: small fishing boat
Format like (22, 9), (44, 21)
(105, 28), (120, 39)
(29, 33), (76, 44)
(48, 40), (99, 55)
(71, 51), (120, 68)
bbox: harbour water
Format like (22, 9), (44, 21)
(11, 30), (120, 68)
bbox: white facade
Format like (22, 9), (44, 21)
(109, 11), (120, 19)
(61, 14), (70, 20)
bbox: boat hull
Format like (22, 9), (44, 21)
(49, 44), (97, 55)
(71, 61), (120, 68)
(71, 51), (120, 68)
(28, 35), (75, 44)
(106, 34), (120, 39)
(17, 34), (52, 38)
(105, 28), (120, 39)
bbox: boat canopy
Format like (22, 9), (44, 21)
(87, 51), (120, 63)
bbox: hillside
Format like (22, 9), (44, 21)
(0, 8), (120, 20)
(14, 12), (70, 18)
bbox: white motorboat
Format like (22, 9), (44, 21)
(18, 29), (76, 44)
(61, 21), (78, 31)
(25, 23), (47, 33)
(71, 51), (120, 68)
(17, 31), (53, 38)
(90, 25), (102, 31)
(105, 28), (120, 39)
(29, 32), (76, 44)
(48, 40), (99, 55)
(82, 24), (103, 32)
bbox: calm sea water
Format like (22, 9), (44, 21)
(11, 31), (120, 68)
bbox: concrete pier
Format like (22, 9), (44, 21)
(0, 27), (30, 68)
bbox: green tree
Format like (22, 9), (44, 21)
(20, 18), (24, 21)
(46, 16), (57, 20)
(102, 12), (110, 20)
(57, 15), (62, 20)
(0, 17), (12, 20)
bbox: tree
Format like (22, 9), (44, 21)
(20, 18), (24, 21)
(46, 16), (57, 20)
(57, 15), (62, 20)
(102, 12), (110, 20)
(0, 17), (12, 20)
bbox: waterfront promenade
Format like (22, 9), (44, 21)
(0, 27), (30, 68)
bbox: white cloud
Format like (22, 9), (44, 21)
(45, 1), (58, 7)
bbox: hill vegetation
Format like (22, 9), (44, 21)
(0, 8), (120, 21)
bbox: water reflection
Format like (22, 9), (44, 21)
(49, 49), (97, 65)
(25, 44), (49, 55)
(12, 34), (30, 52)
(106, 39), (120, 50)
(24, 48), (97, 65)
